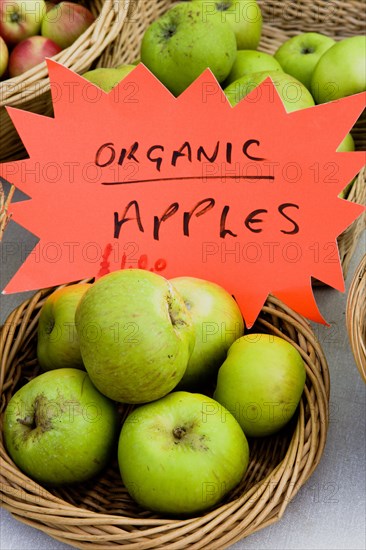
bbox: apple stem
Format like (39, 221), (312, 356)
(173, 426), (186, 440)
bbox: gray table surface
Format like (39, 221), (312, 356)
(0, 205), (365, 549)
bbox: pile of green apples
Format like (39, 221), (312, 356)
(84, 0), (366, 105)
(3, 268), (307, 516)
(136, 0), (366, 106)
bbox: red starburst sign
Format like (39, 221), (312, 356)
(1, 60), (365, 327)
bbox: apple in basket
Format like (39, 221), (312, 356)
(170, 276), (244, 390)
(37, 283), (91, 371)
(75, 269), (195, 404)
(224, 69), (315, 111)
(214, 334), (306, 437)
(274, 32), (335, 90)
(0, 35), (9, 77)
(311, 35), (366, 103)
(337, 132), (356, 198)
(8, 34), (62, 77)
(3, 368), (119, 485)
(0, 0), (47, 46)
(192, 0), (263, 50)
(118, 391), (250, 515)
(82, 64), (136, 92)
(225, 49), (283, 86)
(140, 2), (237, 96)
(41, 1), (95, 49)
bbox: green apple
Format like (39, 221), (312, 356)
(337, 132), (355, 153)
(75, 269), (195, 404)
(338, 177), (356, 199)
(224, 70), (315, 112)
(337, 132), (356, 198)
(274, 32), (335, 90)
(225, 49), (283, 86)
(193, 0), (262, 50)
(37, 283), (91, 371)
(82, 65), (136, 92)
(170, 276), (244, 389)
(3, 368), (119, 485)
(118, 391), (249, 515)
(214, 334), (306, 437)
(311, 35), (366, 103)
(140, 2), (237, 96)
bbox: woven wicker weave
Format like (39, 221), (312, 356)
(338, 168), (366, 280)
(0, 284), (329, 549)
(346, 254), (366, 383)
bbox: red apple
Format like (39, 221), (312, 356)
(8, 34), (61, 77)
(0, 0), (46, 46)
(41, 1), (95, 49)
(0, 35), (9, 77)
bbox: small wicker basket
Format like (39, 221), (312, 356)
(346, 254), (366, 383)
(0, 284), (329, 549)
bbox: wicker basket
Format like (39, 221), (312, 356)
(0, 0), (130, 163)
(346, 254), (366, 382)
(0, 283), (329, 549)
